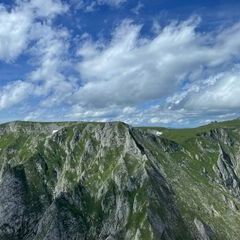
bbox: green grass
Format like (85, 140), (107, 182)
(139, 119), (240, 143)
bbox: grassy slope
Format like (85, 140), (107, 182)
(139, 119), (240, 239)
(139, 119), (240, 143)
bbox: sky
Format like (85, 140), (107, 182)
(0, 0), (240, 127)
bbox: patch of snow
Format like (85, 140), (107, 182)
(52, 130), (59, 135)
(155, 131), (163, 136)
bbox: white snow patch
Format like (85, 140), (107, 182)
(155, 131), (163, 136)
(52, 129), (59, 135)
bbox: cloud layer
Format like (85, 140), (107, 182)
(0, 0), (240, 126)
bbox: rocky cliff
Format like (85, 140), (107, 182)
(0, 119), (240, 239)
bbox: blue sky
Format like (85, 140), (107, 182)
(0, 0), (240, 127)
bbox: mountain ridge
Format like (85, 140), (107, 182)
(0, 119), (240, 239)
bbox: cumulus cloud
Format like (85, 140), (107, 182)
(74, 18), (240, 111)
(29, 24), (75, 107)
(0, 81), (33, 110)
(0, 4), (31, 61)
(0, 0), (70, 111)
(0, 0), (67, 62)
(64, 103), (200, 127)
(184, 68), (240, 110)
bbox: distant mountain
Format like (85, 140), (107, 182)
(0, 119), (240, 239)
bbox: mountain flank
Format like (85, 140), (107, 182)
(0, 119), (240, 239)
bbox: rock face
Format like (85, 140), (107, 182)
(194, 218), (213, 240)
(213, 146), (240, 197)
(0, 120), (240, 239)
(0, 165), (29, 240)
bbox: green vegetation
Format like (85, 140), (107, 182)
(140, 118), (240, 143)
(0, 119), (240, 239)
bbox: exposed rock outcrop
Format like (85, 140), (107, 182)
(194, 218), (213, 240)
(213, 145), (240, 197)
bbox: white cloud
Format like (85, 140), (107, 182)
(74, 18), (240, 110)
(97, 0), (126, 7)
(0, 0), (70, 111)
(0, 0), (68, 62)
(0, 4), (32, 61)
(24, 0), (68, 18)
(29, 23), (75, 107)
(0, 81), (33, 110)
(1, 1), (240, 126)
(74, 0), (126, 12)
(64, 103), (196, 127)
(184, 68), (240, 110)
(131, 1), (143, 15)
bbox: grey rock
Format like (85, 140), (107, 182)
(213, 145), (240, 197)
(194, 218), (213, 240)
(0, 164), (32, 239)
